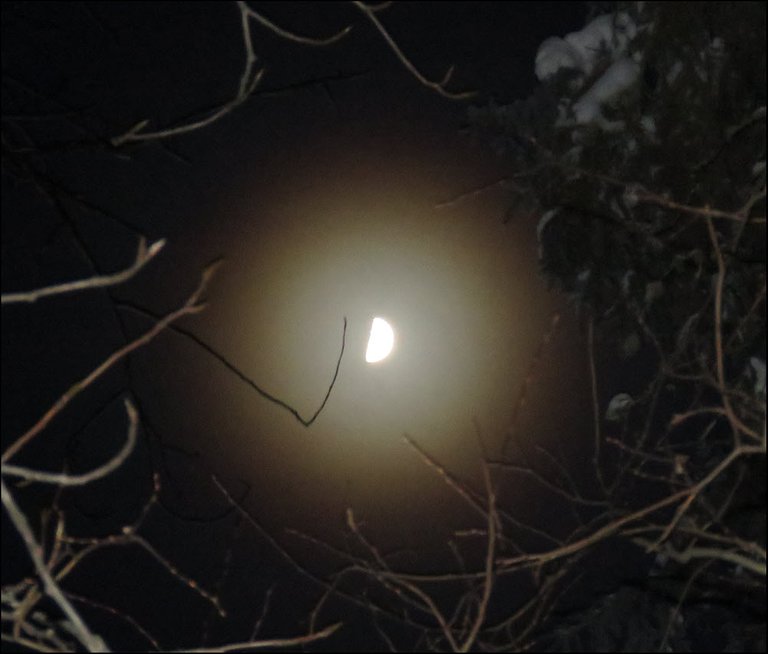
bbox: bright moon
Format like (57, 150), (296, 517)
(365, 317), (395, 363)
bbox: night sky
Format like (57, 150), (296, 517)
(5, 2), (744, 651)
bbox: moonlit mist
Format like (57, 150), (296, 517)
(149, 126), (586, 549)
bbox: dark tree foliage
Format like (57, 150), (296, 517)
(469, 1), (765, 651)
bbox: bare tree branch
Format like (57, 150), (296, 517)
(352, 1), (475, 100)
(239, 1), (352, 46)
(2, 260), (221, 464)
(1, 478), (108, 653)
(110, 3), (266, 146)
(1, 238), (165, 305)
(2, 399), (138, 486)
(175, 620), (342, 652)
(458, 461), (496, 652)
(632, 537), (766, 576)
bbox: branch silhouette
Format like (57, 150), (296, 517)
(118, 302), (347, 427)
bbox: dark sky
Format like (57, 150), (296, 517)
(0, 2), (609, 651)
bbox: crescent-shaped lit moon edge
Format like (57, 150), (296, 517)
(366, 317), (395, 363)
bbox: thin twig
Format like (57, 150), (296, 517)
(240, 2), (351, 46)
(111, 2), (354, 146)
(402, 434), (487, 522)
(652, 443), (765, 547)
(1, 478), (108, 652)
(60, 531), (226, 618)
(250, 584), (275, 640)
(117, 304), (347, 427)
(174, 621), (342, 653)
(501, 312), (560, 456)
(659, 561), (711, 652)
(459, 462), (496, 652)
(587, 316), (606, 492)
(2, 261), (221, 464)
(635, 189), (766, 224)
(493, 443), (765, 570)
(2, 399), (138, 486)
(1, 238), (164, 305)
(110, 3), (266, 146)
(706, 218), (761, 443)
(631, 537), (765, 576)
(64, 593), (160, 651)
(434, 177), (510, 209)
(352, 1), (474, 100)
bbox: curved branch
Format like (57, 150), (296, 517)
(2, 399), (138, 486)
(117, 303), (347, 427)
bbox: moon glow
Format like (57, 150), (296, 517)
(365, 317), (395, 363)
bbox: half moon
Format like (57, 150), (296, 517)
(366, 317), (395, 363)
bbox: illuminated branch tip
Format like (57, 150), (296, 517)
(1, 237), (165, 305)
(352, 1), (475, 100)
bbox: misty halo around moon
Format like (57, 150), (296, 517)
(366, 317), (395, 363)
(213, 141), (552, 507)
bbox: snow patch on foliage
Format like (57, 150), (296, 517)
(535, 12), (637, 82)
